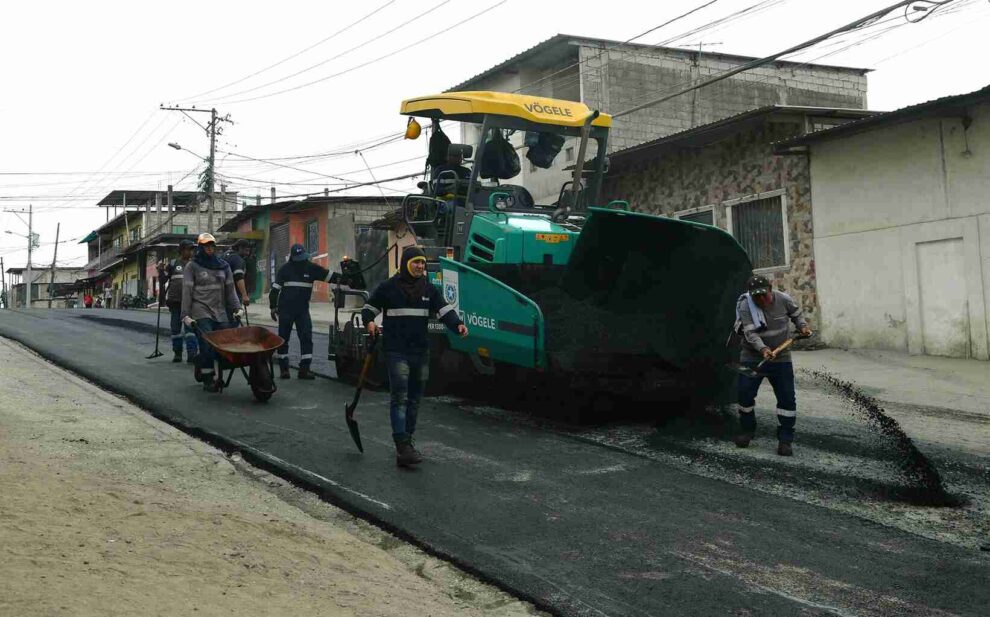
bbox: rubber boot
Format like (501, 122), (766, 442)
(172, 350), (183, 363)
(734, 409), (756, 448)
(298, 366), (316, 380)
(279, 359), (290, 380)
(395, 438), (422, 467)
(203, 378), (221, 393)
(777, 441), (793, 457)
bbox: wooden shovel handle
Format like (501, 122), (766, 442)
(756, 338), (794, 368)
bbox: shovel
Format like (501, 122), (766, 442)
(343, 333), (380, 453)
(146, 282), (167, 359)
(727, 335), (808, 378)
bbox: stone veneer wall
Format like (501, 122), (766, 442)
(603, 120), (819, 328)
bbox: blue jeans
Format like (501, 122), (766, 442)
(276, 309), (314, 369)
(737, 361), (797, 442)
(169, 305), (199, 355)
(386, 351), (428, 442)
(196, 319), (230, 379)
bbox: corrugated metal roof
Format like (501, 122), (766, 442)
(776, 84), (990, 150)
(610, 105), (878, 161)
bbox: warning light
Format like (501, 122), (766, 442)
(477, 347), (490, 358)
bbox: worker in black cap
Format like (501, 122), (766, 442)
(222, 239), (253, 322)
(362, 246), (468, 467)
(269, 243), (336, 380)
(156, 239), (199, 363)
(734, 274), (812, 456)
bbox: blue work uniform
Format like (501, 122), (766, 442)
(270, 260), (335, 371)
(222, 250), (247, 323)
(161, 258), (198, 356)
(361, 274), (463, 442)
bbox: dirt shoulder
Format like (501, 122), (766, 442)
(0, 337), (542, 617)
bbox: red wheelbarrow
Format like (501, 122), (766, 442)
(199, 326), (285, 402)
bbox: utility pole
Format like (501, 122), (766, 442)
(159, 106), (232, 235)
(27, 204), (33, 310)
(1, 256), (6, 309)
(48, 223), (60, 309)
(220, 183), (227, 231)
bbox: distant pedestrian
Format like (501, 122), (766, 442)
(362, 246), (468, 467)
(94, 297), (103, 309)
(181, 233), (243, 392)
(83, 293), (93, 308)
(733, 274), (812, 456)
(269, 244), (335, 380)
(157, 239), (199, 363)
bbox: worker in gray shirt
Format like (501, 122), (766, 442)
(734, 274), (812, 456)
(181, 233), (243, 392)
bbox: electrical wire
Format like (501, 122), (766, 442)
(216, 1), (508, 105)
(180, 0), (399, 102)
(200, 0), (453, 105)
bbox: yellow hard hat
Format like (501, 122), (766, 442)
(197, 232), (217, 245)
(404, 117), (422, 140)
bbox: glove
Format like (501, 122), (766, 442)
(233, 309), (244, 322)
(182, 316), (195, 328)
(270, 309), (278, 322)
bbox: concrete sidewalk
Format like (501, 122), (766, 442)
(793, 347), (990, 417)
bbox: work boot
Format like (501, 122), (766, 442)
(408, 438), (424, 461)
(395, 441), (422, 467)
(203, 379), (222, 393)
(280, 368), (291, 379)
(186, 353), (198, 364)
(777, 441), (794, 457)
(733, 433), (754, 448)
(297, 366), (316, 380)
(172, 351), (183, 363)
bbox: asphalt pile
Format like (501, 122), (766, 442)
(528, 287), (650, 360)
(804, 369), (960, 507)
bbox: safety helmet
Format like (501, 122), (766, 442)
(197, 232), (217, 245)
(404, 117), (422, 140)
(179, 239), (196, 249)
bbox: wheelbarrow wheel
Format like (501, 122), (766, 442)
(249, 358), (275, 402)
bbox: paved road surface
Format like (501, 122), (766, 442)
(1, 309), (987, 616)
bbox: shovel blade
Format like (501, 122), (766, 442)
(726, 363), (759, 378)
(345, 407), (364, 452)
(146, 351), (164, 359)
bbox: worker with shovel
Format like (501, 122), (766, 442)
(157, 239), (199, 363)
(734, 274), (812, 456)
(362, 246), (468, 467)
(181, 233), (243, 392)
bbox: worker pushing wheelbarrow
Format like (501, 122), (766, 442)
(198, 325), (284, 402)
(181, 233), (283, 400)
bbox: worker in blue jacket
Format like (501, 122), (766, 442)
(269, 243), (336, 380)
(362, 246), (468, 467)
(222, 239), (253, 323)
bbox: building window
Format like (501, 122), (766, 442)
(305, 220), (319, 255)
(675, 206), (714, 226)
(129, 228), (139, 242)
(172, 225), (188, 234)
(726, 190), (789, 271)
(565, 146), (575, 162)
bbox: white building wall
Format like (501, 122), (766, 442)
(810, 102), (990, 359)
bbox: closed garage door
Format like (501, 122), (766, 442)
(917, 237), (969, 357)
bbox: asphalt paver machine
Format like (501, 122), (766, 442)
(333, 91), (752, 406)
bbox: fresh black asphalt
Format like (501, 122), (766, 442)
(2, 309), (988, 616)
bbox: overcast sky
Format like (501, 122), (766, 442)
(2, 0), (989, 271)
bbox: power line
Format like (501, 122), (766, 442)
(201, 0), (453, 105)
(217, 1), (509, 105)
(613, 0), (964, 119)
(180, 0), (399, 102)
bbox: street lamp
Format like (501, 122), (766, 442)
(166, 143), (211, 234)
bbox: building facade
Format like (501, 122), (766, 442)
(450, 34), (869, 203)
(777, 86), (990, 359)
(603, 106), (875, 330)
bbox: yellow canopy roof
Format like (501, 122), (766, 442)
(401, 91), (612, 129)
